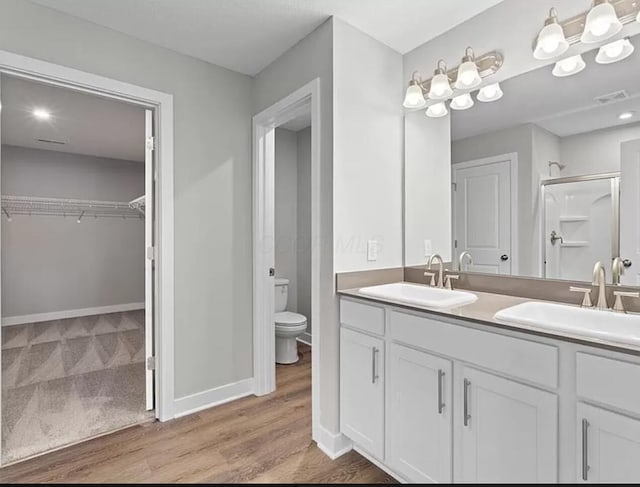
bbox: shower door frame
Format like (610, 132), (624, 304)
(540, 172), (620, 279)
(0, 49), (176, 464)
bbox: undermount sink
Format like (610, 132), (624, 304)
(358, 282), (478, 309)
(494, 301), (640, 347)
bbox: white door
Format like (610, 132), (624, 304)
(144, 109), (154, 411)
(340, 327), (384, 459)
(387, 344), (452, 483)
(620, 139), (640, 286)
(577, 402), (640, 483)
(453, 157), (512, 274)
(458, 367), (558, 483)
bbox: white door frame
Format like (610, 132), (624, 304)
(452, 152), (519, 275)
(0, 50), (175, 432)
(252, 79), (321, 440)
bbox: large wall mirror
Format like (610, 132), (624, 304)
(405, 32), (640, 285)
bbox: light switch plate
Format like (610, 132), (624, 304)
(424, 239), (433, 257)
(367, 240), (378, 261)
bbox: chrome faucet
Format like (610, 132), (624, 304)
(612, 257), (625, 286)
(592, 261), (608, 311)
(458, 251), (473, 272)
(427, 254), (445, 288)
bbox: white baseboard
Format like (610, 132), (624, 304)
(2, 302), (145, 326)
(297, 331), (312, 346)
(315, 425), (352, 460)
(173, 378), (254, 418)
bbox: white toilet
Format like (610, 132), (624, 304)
(274, 278), (307, 364)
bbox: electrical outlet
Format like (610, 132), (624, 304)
(367, 240), (378, 261)
(424, 239), (433, 257)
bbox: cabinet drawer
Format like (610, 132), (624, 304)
(577, 353), (640, 415)
(389, 310), (558, 388)
(340, 298), (385, 336)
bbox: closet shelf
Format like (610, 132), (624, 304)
(1, 195), (142, 219)
(128, 195), (145, 215)
(559, 241), (589, 247)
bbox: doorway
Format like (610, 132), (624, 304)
(0, 50), (175, 466)
(252, 79), (321, 441)
(452, 153), (518, 274)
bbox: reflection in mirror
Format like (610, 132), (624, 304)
(448, 33), (640, 284)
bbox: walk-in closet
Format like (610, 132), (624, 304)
(0, 75), (154, 463)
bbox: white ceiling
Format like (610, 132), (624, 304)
(1, 75), (145, 161)
(30, 0), (504, 76)
(452, 36), (640, 141)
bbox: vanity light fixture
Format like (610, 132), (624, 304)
(425, 102), (449, 118)
(450, 93), (475, 110)
(552, 54), (586, 77)
(477, 82), (504, 102)
(534, 8), (570, 59)
(455, 47), (482, 89)
(428, 60), (453, 100)
(403, 71), (427, 109)
(619, 111), (635, 119)
(32, 108), (51, 120)
(595, 37), (634, 63)
(581, 0), (623, 44)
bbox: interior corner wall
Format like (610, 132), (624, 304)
(0, 0), (254, 402)
(333, 18), (404, 273)
(1, 145), (145, 320)
(252, 18), (337, 432)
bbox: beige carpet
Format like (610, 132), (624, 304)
(1, 310), (153, 463)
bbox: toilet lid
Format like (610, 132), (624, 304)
(275, 311), (307, 326)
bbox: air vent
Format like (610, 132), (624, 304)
(594, 90), (629, 104)
(36, 138), (66, 145)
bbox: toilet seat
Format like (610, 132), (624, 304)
(275, 311), (307, 327)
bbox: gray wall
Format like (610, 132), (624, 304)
(296, 127), (312, 335)
(1, 145), (144, 318)
(0, 0), (254, 399)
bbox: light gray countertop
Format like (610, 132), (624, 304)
(338, 284), (640, 355)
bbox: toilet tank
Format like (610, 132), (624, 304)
(274, 278), (289, 312)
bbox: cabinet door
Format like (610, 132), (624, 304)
(577, 402), (640, 483)
(340, 327), (385, 459)
(459, 367), (558, 483)
(387, 343), (452, 483)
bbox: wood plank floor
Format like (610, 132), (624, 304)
(0, 344), (396, 483)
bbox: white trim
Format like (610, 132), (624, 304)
(297, 332), (312, 346)
(452, 152), (519, 275)
(173, 378), (254, 418)
(2, 302), (145, 326)
(0, 50), (175, 425)
(316, 426), (353, 460)
(252, 79), (322, 445)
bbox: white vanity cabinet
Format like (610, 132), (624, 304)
(387, 343), (453, 483)
(459, 367), (557, 483)
(340, 326), (385, 459)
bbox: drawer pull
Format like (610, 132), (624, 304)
(463, 378), (471, 426)
(437, 369), (445, 414)
(371, 347), (379, 384)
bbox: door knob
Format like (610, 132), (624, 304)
(500, 254), (509, 261)
(623, 259), (632, 268)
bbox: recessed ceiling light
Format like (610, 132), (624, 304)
(619, 111), (635, 120)
(32, 108), (51, 120)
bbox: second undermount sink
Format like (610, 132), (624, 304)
(494, 301), (640, 347)
(358, 282), (478, 310)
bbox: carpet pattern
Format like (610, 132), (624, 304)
(1, 310), (153, 464)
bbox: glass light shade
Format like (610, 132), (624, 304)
(403, 83), (426, 108)
(534, 22), (569, 60)
(428, 73), (453, 100)
(455, 61), (481, 89)
(595, 38), (634, 64)
(581, 1), (623, 44)
(425, 102), (448, 118)
(450, 93), (474, 111)
(552, 54), (586, 77)
(477, 83), (504, 102)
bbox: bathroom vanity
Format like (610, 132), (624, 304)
(338, 287), (640, 483)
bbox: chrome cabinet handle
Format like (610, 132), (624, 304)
(463, 378), (471, 426)
(437, 369), (445, 414)
(582, 418), (589, 481)
(371, 347), (379, 384)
